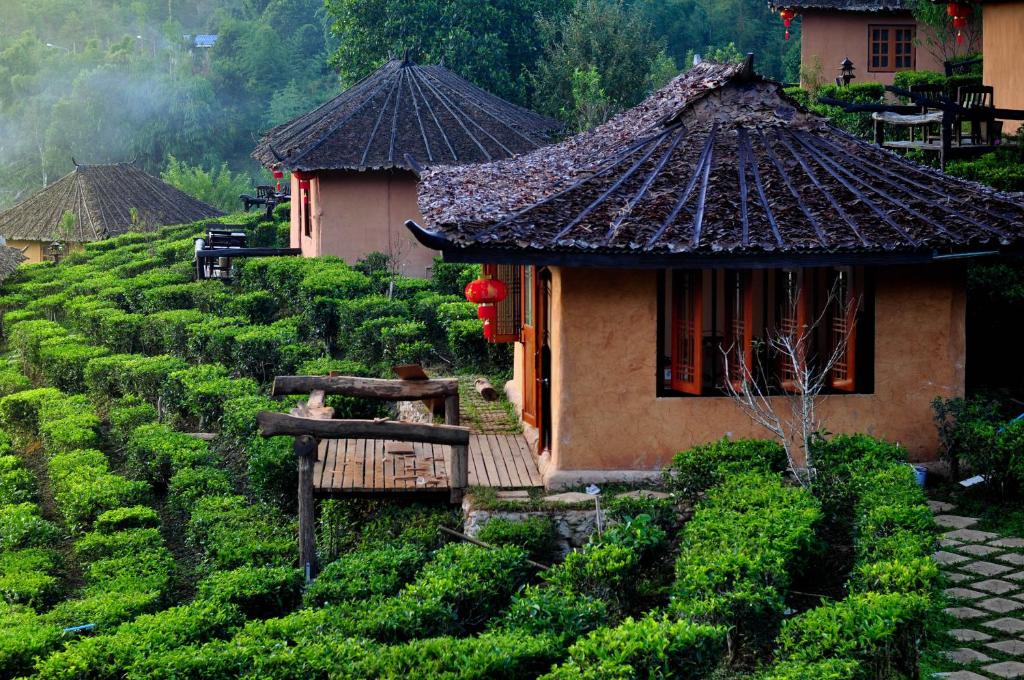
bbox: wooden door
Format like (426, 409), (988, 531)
(537, 269), (552, 452)
(521, 266), (538, 426)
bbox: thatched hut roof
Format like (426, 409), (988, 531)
(767, 0), (911, 11)
(0, 246), (26, 280)
(253, 57), (563, 173)
(409, 59), (1024, 268)
(0, 163), (223, 243)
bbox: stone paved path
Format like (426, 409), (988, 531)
(931, 501), (1024, 679)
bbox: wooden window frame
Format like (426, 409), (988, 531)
(829, 267), (860, 392)
(482, 263), (521, 343)
(724, 270), (754, 391)
(301, 185), (312, 238)
(868, 24), (916, 73)
(670, 270), (703, 395)
(777, 269), (808, 393)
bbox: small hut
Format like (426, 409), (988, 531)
(253, 56), (561, 278)
(408, 58), (1024, 486)
(0, 162), (223, 263)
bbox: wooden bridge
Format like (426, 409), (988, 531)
(256, 373), (542, 576)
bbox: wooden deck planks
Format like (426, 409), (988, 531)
(312, 433), (540, 495)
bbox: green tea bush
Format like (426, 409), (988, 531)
(232, 322), (300, 382)
(94, 506), (161, 533)
(167, 466), (234, 516)
(140, 309), (205, 355)
(0, 548), (59, 607)
(543, 614), (726, 680)
(8, 319), (67, 368)
(187, 495), (294, 571)
(34, 600), (245, 680)
(0, 503), (60, 551)
(107, 396), (158, 446)
(0, 604), (63, 678)
(196, 566), (303, 619)
(775, 592), (930, 679)
(0, 455), (34, 505)
(0, 364), (31, 397)
(39, 410), (102, 455)
(477, 516), (556, 563)
(663, 437), (787, 500)
(125, 423), (213, 483)
(36, 337), (109, 392)
(0, 387), (61, 442)
(672, 472), (820, 656)
(245, 436), (296, 508)
(162, 364), (259, 427)
(182, 316), (245, 365)
(336, 295), (411, 346)
(492, 584), (608, 644)
(303, 544), (428, 607)
(48, 449), (150, 531)
(225, 290), (277, 325)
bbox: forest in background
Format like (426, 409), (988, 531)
(0, 0), (800, 212)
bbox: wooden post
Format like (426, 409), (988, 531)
(873, 116), (884, 147)
(940, 109), (954, 171)
(294, 434), (318, 580)
(444, 393), (460, 426)
(449, 442), (468, 504)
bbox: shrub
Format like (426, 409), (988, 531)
(84, 353), (137, 399)
(246, 436), (296, 508)
(183, 316), (245, 365)
(0, 604), (63, 679)
(775, 592), (930, 679)
(543, 615), (727, 680)
(167, 466), (234, 516)
(48, 450), (150, 531)
(140, 309), (205, 355)
(187, 495), (294, 571)
(672, 472), (820, 656)
(119, 355), (189, 403)
(492, 584), (608, 644)
(125, 423), (213, 483)
(232, 323), (300, 382)
(39, 410), (102, 455)
(299, 266), (372, 300)
(336, 295), (410, 348)
(36, 338), (109, 393)
(303, 544), (428, 607)
(663, 438), (787, 500)
(226, 290), (277, 325)
(0, 455), (34, 505)
(34, 600), (245, 680)
(197, 566), (303, 619)
(361, 632), (562, 679)
(162, 364), (259, 427)
(8, 319), (66, 367)
(0, 503), (61, 551)
(107, 396), (158, 446)
(0, 367), (31, 397)
(431, 260), (479, 297)
(477, 517), (556, 563)
(94, 506), (161, 533)
(0, 388), (61, 441)
(0, 548), (59, 607)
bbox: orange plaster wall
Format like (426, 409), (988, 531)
(800, 11), (944, 86)
(983, 2), (1024, 134)
(292, 170), (438, 278)
(543, 264), (965, 475)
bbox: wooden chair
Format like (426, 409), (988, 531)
(909, 84), (945, 143)
(957, 85), (995, 146)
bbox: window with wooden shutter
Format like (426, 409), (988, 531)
(777, 269), (808, 393)
(671, 270), (703, 395)
(482, 263), (521, 343)
(725, 270), (754, 391)
(829, 267), (859, 392)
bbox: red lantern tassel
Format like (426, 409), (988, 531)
(957, 30), (964, 45)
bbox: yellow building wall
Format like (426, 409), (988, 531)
(291, 170), (438, 278)
(983, 2), (1024, 134)
(6, 240), (44, 264)
(800, 11), (944, 86)
(527, 264), (963, 482)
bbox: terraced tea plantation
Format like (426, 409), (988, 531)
(0, 216), (939, 678)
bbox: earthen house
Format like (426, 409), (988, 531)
(253, 57), (561, 278)
(771, 0), (944, 86)
(409, 59), (1024, 487)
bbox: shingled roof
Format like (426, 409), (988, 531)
(252, 58), (563, 173)
(409, 59), (1024, 268)
(0, 246), (26, 280)
(766, 0), (912, 11)
(0, 163), (223, 243)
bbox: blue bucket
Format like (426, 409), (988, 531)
(912, 465), (927, 487)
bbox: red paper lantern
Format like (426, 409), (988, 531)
(271, 168), (284, 180)
(779, 8), (797, 40)
(464, 276), (507, 304)
(477, 304), (497, 341)
(946, 2), (973, 44)
(293, 171), (315, 192)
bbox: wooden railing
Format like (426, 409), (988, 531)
(256, 374), (470, 578)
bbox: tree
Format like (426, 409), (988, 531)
(161, 156), (254, 212)
(530, 0), (675, 125)
(722, 281), (859, 483)
(911, 0), (981, 64)
(324, 0), (569, 103)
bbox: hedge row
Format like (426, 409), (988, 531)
(765, 435), (939, 679)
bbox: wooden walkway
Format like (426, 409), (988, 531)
(313, 433), (541, 495)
